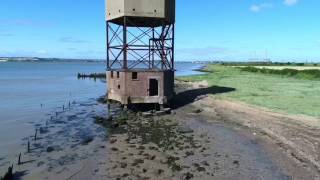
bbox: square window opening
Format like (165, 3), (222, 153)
(132, 72), (138, 80)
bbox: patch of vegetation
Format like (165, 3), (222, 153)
(179, 65), (320, 118)
(240, 66), (320, 80)
(95, 109), (199, 174)
(95, 110), (195, 151)
(167, 156), (182, 172)
(221, 62), (319, 67)
(126, 117), (186, 151)
(94, 112), (128, 134)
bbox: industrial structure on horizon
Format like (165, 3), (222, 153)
(105, 0), (176, 106)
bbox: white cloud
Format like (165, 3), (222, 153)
(250, 3), (273, 13)
(284, 0), (299, 6)
(59, 37), (90, 44)
(36, 50), (48, 54)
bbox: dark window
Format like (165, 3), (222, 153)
(132, 8), (135, 11)
(149, 79), (158, 96)
(154, 9), (157, 13)
(117, 71), (120, 78)
(132, 72), (138, 80)
(118, 85), (121, 89)
(111, 71), (114, 78)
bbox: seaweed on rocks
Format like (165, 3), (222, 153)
(77, 73), (106, 80)
(96, 107), (203, 178)
(167, 156), (182, 172)
(1, 165), (13, 180)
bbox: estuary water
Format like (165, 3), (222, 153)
(0, 61), (203, 163)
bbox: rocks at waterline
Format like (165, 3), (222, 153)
(1, 165), (13, 180)
(46, 146), (55, 153)
(183, 172), (194, 180)
(77, 73), (106, 79)
(142, 108), (172, 117)
(193, 108), (203, 114)
(81, 136), (94, 145)
(39, 127), (48, 134)
(46, 145), (63, 152)
(177, 126), (194, 134)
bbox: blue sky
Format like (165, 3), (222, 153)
(0, 0), (319, 62)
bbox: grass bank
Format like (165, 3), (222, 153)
(179, 65), (320, 118)
(239, 66), (320, 80)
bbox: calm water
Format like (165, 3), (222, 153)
(0, 61), (203, 158)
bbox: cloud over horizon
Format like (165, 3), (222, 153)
(250, 3), (273, 13)
(250, 0), (299, 13)
(284, 0), (299, 6)
(59, 37), (90, 44)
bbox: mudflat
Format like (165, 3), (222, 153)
(2, 80), (320, 179)
(102, 81), (320, 180)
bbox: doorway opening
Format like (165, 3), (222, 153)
(149, 79), (159, 96)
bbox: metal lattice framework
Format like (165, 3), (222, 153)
(106, 17), (174, 70)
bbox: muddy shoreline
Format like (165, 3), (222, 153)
(0, 98), (111, 180)
(1, 80), (320, 179)
(96, 80), (320, 180)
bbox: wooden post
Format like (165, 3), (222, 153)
(18, 153), (21, 165)
(27, 140), (30, 153)
(34, 129), (38, 141)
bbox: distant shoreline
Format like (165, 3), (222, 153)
(0, 58), (210, 64)
(0, 58), (105, 63)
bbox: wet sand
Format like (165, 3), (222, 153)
(2, 80), (320, 179)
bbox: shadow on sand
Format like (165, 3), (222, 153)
(171, 86), (236, 109)
(124, 85), (235, 112)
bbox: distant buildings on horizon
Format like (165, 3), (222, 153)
(0, 57), (319, 64)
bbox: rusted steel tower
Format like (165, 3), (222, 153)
(105, 0), (175, 105)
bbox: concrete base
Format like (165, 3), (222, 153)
(106, 69), (174, 105)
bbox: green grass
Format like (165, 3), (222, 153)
(239, 66), (320, 80)
(179, 65), (320, 118)
(221, 62), (319, 66)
